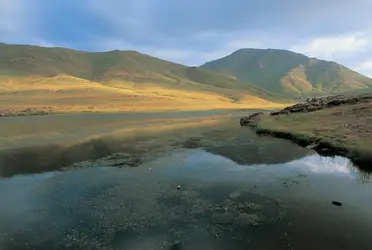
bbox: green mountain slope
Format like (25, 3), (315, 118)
(0, 43), (287, 113)
(0, 44), (284, 99)
(201, 48), (372, 97)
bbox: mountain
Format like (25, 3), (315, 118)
(201, 48), (372, 97)
(0, 43), (286, 113)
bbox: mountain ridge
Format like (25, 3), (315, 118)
(0, 43), (287, 113)
(201, 48), (372, 97)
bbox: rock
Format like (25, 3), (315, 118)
(270, 94), (372, 116)
(307, 105), (322, 112)
(240, 112), (264, 127)
(326, 99), (341, 107)
(177, 185), (181, 190)
(332, 201), (342, 206)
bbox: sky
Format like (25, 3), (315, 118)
(1, 0), (372, 77)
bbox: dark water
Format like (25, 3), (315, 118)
(1, 116), (372, 250)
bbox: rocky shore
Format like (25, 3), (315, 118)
(270, 94), (372, 116)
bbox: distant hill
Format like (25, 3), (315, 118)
(0, 43), (287, 113)
(201, 48), (372, 97)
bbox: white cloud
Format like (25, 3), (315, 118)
(291, 33), (369, 60)
(358, 60), (372, 71)
(356, 60), (372, 78)
(288, 155), (353, 175)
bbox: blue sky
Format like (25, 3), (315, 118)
(1, 0), (372, 76)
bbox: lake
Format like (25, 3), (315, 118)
(0, 111), (372, 250)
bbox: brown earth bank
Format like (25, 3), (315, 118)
(0, 107), (51, 117)
(240, 94), (372, 169)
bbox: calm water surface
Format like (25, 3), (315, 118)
(0, 113), (371, 250)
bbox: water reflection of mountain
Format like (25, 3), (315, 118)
(181, 129), (314, 166)
(0, 125), (311, 178)
(0, 136), (146, 177)
(1, 124), (370, 179)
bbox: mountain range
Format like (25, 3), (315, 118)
(201, 48), (372, 97)
(0, 43), (371, 112)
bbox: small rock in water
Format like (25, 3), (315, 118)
(177, 185), (181, 190)
(332, 201), (342, 206)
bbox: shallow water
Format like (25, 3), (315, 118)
(0, 109), (262, 150)
(0, 113), (372, 250)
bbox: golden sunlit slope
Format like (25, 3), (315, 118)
(0, 43), (288, 113)
(0, 74), (285, 112)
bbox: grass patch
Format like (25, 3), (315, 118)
(255, 102), (372, 169)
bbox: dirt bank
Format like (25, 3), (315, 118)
(240, 94), (372, 168)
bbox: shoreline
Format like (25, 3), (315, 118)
(0, 106), (281, 118)
(255, 128), (370, 169)
(241, 94), (372, 170)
